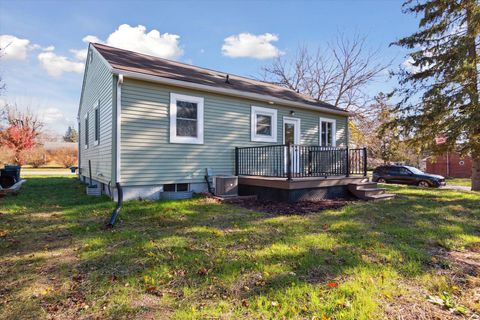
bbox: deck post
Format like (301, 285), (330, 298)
(234, 147), (239, 176)
(363, 147), (368, 177)
(286, 143), (292, 181)
(345, 147), (350, 177)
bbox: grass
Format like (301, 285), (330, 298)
(21, 168), (72, 175)
(446, 178), (472, 188)
(0, 176), (479, 319)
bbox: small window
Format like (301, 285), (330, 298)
(163, 184), (176, 192)
(84, 112), (89, 149)
(94, 101), (100, 146)
(170, 93), (204, 144)
(176, 183), (189, 191)
(251, 106), (277, 142)
(163, 183), (189, 192)
(319, 118), (336, 147)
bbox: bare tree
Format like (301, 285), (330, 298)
(261, 33), (389, 118)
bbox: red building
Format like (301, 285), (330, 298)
(425, 153), (472, 178)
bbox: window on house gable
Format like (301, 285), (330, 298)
(251, 106), (277, 142)
(319, 118), (336, 147)
(170, 93), (204, 144)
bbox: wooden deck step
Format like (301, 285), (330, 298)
(367, 193), (396, 201)
(348, 182), (395, 201)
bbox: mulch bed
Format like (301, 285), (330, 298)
(226, 198), (355, 215)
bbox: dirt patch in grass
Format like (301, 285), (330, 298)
(228, 198), (355, 214)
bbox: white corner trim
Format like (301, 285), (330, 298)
(319, 117), (337, 147)
(116, 74), (123, 183)
(169, 92), (204, 144)
(251, 106), (277, 143)
(282, 116), (301, 144)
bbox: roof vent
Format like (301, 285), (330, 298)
(225, 74), (231, 84)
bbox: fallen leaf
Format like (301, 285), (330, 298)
(197, 267), (208, 276)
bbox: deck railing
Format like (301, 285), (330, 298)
(235, 144), (367, 180)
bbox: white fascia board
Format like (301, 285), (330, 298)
(110, 68), (350, 117)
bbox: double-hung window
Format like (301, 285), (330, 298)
(170, 93), (204, 144)
(251, 106), (277, 142)
(94, 101), (100, 146)
(319, 117), (336, 147)
(84, 112), (89, 149)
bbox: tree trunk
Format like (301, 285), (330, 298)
(472, 156), (480, 191)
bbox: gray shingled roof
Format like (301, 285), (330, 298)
(92, 43), (344, 112)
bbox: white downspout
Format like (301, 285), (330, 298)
(116, 74), (123, 183)
(77, 115), (80, 177)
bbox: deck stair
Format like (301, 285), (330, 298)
(348, 182), (395, 201)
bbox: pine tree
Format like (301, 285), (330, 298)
(63, 126), (78, 143)
(389, 0), (480, 190)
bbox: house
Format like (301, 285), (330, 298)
(424, 153), (472, 178)
(78, 43), (383, 202)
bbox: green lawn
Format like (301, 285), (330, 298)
(446, 178), (472, 187)
(1, 177), (479, 319)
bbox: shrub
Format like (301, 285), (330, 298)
(50, 147), (77, 168)
(24, 147), (47, 168)
(0, 146), (15, 166)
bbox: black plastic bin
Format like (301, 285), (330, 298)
(0, 165), (21, 188)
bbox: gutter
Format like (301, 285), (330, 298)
(115, 74), (123, 184)
(107, 74), (123, 227)
(110, 68), (350, 117)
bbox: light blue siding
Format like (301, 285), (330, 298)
(78, 48), (114, 184)
(120, 79), (348, 186)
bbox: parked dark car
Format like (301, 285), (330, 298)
(372, 165), (446, 188)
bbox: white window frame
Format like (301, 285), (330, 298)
(84, 112), (89, 149)
(169, 93), (204, 144)
(251, 106), (277, 143)
(319, 117), (336, 147)
(94, 100), (100, 146)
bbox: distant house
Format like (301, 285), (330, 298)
(424, 153), (472, 178)
(43, 142), (77, 151)
(77, 43), (379, 201)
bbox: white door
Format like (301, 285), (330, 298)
(283, 117), (300, 174)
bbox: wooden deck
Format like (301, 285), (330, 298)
(238, 175), (368, 190)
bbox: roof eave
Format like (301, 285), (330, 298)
(110, 67), (350, 117)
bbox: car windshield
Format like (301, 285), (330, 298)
(405, 166), (424, 174)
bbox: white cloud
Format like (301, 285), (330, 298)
(0, 35), (32, 60)
(222, 33), (283, 59)
(81, 24), (183, 60)
(70, 48), (88, 60)
(38, 50), (84, 77)
(402, 50), (434, 74)
(82, 35), (101, 44)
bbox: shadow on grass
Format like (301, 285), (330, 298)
(0, 176), (479, 319)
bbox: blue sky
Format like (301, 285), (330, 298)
(0, 0), (418, 134)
